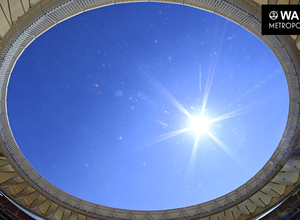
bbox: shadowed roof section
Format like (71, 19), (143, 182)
(0, 193), (35, 220)
(0, 0), (300, 219)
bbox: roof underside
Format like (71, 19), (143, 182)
(0, 0), (300, 220)
(0, 0), (299, 50)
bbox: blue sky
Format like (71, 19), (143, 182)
(8, 2), (288, 211)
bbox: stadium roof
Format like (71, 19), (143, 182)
(0, 0), (300, 219)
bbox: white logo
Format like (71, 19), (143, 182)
(269, 11), (278, 20)
(280, 11), (300, 20)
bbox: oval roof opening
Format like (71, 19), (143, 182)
(8, 2), (289, 211)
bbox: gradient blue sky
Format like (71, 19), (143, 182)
(8, 2), (288, 211)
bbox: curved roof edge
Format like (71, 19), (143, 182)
(0, 0), (300, 219)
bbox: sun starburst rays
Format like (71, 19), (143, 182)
(209, 103), (257, 124)
(206, 130), (245, 169)
(114, 22), (248, 175)
(145, 127), (190, 147)
(128, 63), (249, 172)
(134, 67), (250, 173)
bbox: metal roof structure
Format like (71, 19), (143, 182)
(0, 0), (300, 219)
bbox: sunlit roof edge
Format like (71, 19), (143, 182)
(0, 0), (300, 219)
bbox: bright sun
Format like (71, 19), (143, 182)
(189, 116), (210, 135)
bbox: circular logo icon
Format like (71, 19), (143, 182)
(269, 11), (278, 20)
